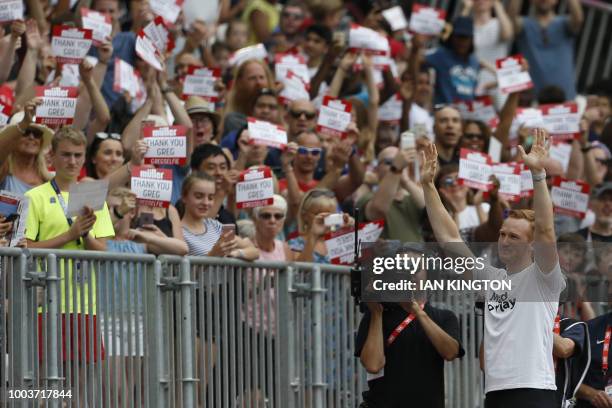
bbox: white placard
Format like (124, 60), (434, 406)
(35, 86), (78, 126)
(496, 55), (533, 95)
(381, 6), (408, 31)
(150, 0), (184, 24)
(278, 71), (310, 104)
(491, 163), (521, 201)
(378, 94), (402, 123)
(275, 54), (310, 85)
(247, 118), (288, 149)
(0, 0), (23, 22)
(348, 24), (390, 55)
(66, 179), (109, 217)
(551, 177), (590, 219)
(488, 137), (502, 163)
(131, 166), (173, 208)
(136, 33), (163, 71)
(458, 148), (493, 191)
(228, 43), (267, 67)
(51, 26), (93, 65)
(316, 96), (352, 138)
(549, 142), (572, 174)
(143, 125), (188, 165)
(409, 4), (446, 36)
(81, 8), (112, 45)
(235, 167), (274, 209)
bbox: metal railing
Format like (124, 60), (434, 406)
(1, 248), (485, 407)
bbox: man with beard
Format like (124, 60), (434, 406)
(421, 128), (566, 407)
(509, 0), (584, 99)
(433, 106), (463, 165)
(577, 183), (612, 243)
(190, 144), (238, 225)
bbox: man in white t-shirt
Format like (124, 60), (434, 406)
(421, 128), (566, 408)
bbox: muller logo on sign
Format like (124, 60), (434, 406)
(62, 28), (86, 39)
(44, 87), (69, 98)
(139, 168), (165, 180)
(560, 181), (583, 192)
(467, 152), (488, 163)
(152, 127), (177, 137)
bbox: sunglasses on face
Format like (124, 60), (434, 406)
(463, 133), (484, 141)
(442, 176), (458, 187)
(381, 158), (393, 166)
(96, 132), (121, 141)
(282, 11), (304, 19)
(23, 128), (43, 139)
(595, 158), (610, 166)
(289, 109), (316, 120)
(259, 212), (285, 220)
(297, 146), (322, 156)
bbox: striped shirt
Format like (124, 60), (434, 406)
(182, 218), (223, 256)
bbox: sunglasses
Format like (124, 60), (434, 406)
(596, 158), (610, 166)
(297, 146), (322, 156)
(96, 132), (121, 141)
(463, 133), (484, 141)
(259, 212), (284, 220)
(381, 158), (393, 166)
(282, 11), (304, 19)
(289, 110), (316, 120)
(23, 128), (43, 139)
(442, 176), (458, 187)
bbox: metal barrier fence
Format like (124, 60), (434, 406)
(1, 248), (485, 407)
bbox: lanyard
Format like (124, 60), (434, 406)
(603, 326), (611, 374)
(553, 314), (561, 370)
(50, 179), (81, 246)
(386, 303), (425, 346)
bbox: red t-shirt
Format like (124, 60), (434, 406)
(278, 178), (318, 193)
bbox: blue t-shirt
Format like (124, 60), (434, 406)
(92, 32), (137, 108)
(425, 47), (479, 105)
(516, 16), (576, 100)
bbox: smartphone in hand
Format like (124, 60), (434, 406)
(221, 224), (236, 239)
(137, 212), (154, 228)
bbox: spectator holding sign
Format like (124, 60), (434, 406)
(180, 171), (258, 259)
(0, 99), (53, 195)
(425, 17), (480, 105)
(251, 194), (292, 261)
(357, 146), (425, 243)
(508, 0), (584, 100)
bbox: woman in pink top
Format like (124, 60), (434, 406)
(252, 194), (292, 261)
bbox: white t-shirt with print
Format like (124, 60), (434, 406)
(475, 261), (565, 394)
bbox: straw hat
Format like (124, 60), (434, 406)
(9, 111), (54, 150)
(185, 96), (220, 129)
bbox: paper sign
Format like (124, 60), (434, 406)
(496, 55), (533, 95)
(131, 166), (173, 208)
(409, 4), (446, 36)
(81, 8), (112, 45)
(378, 93), (402, 123)
(182, 66), (220, 101)
(471, 96), (499, 130)
(491, 162), (521, 202)
(35, 86), (78, 126)
(142, 16), (174, 53)
(549, 141), (572, 174)
(143, 125), (188, 165)
(0, 0), (23, 22)
(0, 102), (10, 126)
(0, 190), (20, 217)
(275, 53), (310, 85)
(150, 0), (184, 24)
(520, 164), (534, 198)
(540, 102), (581, 142)
(59, 64), (80, 87)
(551, 177), (590, 219)
(458, 148), (493, 191)
(382, 6), (408, 31)
(9, 196), (28, 247)
(247, 118), (288, 149)
(235, 166), (274, 209)
(325, 220), (385, 265)
(0, 190), (28, 247)
(488, 136), (502, 163)
(136, 33), (164, 71)
(228, 43), (268, 67)
(278, 70), (310, 104)
(510, 107), (544, 141)
(51, 26), (93, 65)
(348, 24), (390, 55)
(66, 179), (109, 217)
(316, 96), (353, 139)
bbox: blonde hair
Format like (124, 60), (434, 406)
(252, 194), (288, 218)
(108, 186), (135, 200)
(226, 59), (275, 115)
(506, 209), (536, 238)
(297, 189), (337, 234)
(51, 127), (87, 151)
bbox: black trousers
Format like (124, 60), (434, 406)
(485, 388), (557, 408)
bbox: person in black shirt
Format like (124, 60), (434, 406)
(355, 250), (464, 408)
(576, 312), (612, 407)
(553, 316), (590, 407)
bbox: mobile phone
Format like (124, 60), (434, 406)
(222, 224), (236, 239)
(400, 131), (416, 150)
(332, 31), (346, 47)
(4, 213), (19, 223)
(138, 212), (154, 228)
(324, 213), (344, 227)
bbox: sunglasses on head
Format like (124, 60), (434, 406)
(259, 212), (285, 220)
(297, 146), (322, 156)
(289, 109), (317, 120)
(96, 132), (121, 141)
(23, 128), (43, 139)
